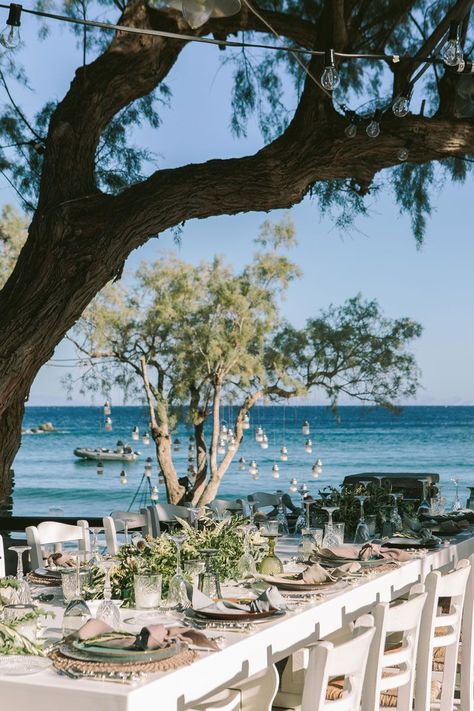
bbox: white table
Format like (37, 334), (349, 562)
(1, 535), (473, 711)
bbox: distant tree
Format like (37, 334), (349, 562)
(69, 218), (422, 504)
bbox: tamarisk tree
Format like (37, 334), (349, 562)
(68, 219), (422, 504)
(0, 0), (472, 502)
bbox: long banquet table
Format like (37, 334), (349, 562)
(1, 534), (474, 711)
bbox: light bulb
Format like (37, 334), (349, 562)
(217, 438), (226, 455)
(255, 426), (264, 443)
(173, 438), (181, 451)
(321, 49), (339, 90)
(96, 460), (104, 476)
(142, 432), (150, 445)
(289, 477), (298, 494)
(442, 23), (463, 67)
(238, 456), (246, 471)
(260, 434), (269, 449)
(366, 114), (381, 138)
(150, 486), (158, 502)
(345, 122), (357, 138)
(397, 146), (409, 161)
(304, 439), (313, 454)
(181, 0), (214, 29)
(242, 414), (250, 430)
(103, 401), (111, 416)
(392, 94), (410, 118)
(0, 3), (21, 50)
(280, 445), (288, 462)
(120, 471), (128, 485)
(131, 426), (139, 441)
(145, 457), (153, 477)
(302, 420), (310, 436)
(105, 416), (112, 431)
(272, 464), (280, 479)
(248, 459), (258, 475)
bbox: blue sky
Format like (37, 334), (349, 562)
(2, 11), (473, 405)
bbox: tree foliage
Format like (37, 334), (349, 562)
(69, 218), (422, 504)
(0, 204), (27, 289)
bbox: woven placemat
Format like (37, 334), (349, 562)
(26, 572), (61, 587)
(49, 647), (198, 673)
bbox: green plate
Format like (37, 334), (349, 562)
(60, 641), (185, 664)
(318, 555), (387, 569)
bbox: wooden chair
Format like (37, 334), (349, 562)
(414, 558), (471, 711)
(146, 503), (192, 536)
(0, 533), (5, 577)
(103, 510), (149, 555)
(188, 664), (279, 711)
(188, 689), (240, 711)
(362, 584), (427, 710)
(25, 520), (90, 569)
(247, 492), (280, 513)
(300, 618), (375, 711)
(208, 499), (244, 519)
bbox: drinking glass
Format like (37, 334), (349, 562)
(275, 496), (289, 535)
(326, 523), (345, 545)
(198, 549), (222, 599)
(306, 527), (323, 548)
(353, 496), (370, 544)
(8, 545), (33, 604)
(321, 507), (339, 548)
(183, 560), (206, 587)
(236, 524), (257, 579)
(450, 477), (462, 512)
(389, 493), (403, 532)
(417, 480), (431, 514)
(89, 527), (103, 566)
(61, 569), (89, 603)
(295, 485), (309, 534)
(167, 532), (188, 607)
(96, 559), (120, 628)
(3, 604), (38, 642)
(297, 531), (314, 562)
(188, 507), (201, 529)
(62, 555), (92, 635)
(134, 574), (162, 609)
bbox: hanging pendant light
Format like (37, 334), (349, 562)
(304, 439), (313, 454)
(96, 460), (104, 476)
(255, 426), (264, 443)
(280, 445), (288, 462)
(238, 456), (246, 471)
(131, 425), (139, 441)
(104, 416), (113, 432)
(217, 438), (226, 455)
(103, 400), (111, 416)
(299, 482), (309, 496)
(150, 485), (159, 502)
(271, 463), (280, 479)
(173, 438), (181, 451)
(160, 0), (242, 30)
(302, 420), (310, 436)
(260, 433), (269, 449)
(242, 413), (250, 430)
(252, 471), (260, 481)
(311, 458), (323, 479)
(142, 431), (150, 445)
(116, 439), (124, 454)
(144, 457), (153, 477)
(248, 459), (258, 476)
(289, 477), (298, 493)
(119, 470), (128, 485)
(220, 423), (228, 441)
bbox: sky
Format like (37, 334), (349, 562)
(2, 9), (474, 406)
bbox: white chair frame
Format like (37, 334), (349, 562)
(414, 558), (471, 711)
(103, 510), (149, 556)
(247, 492), (280, 512)
(0, 533), (5, 577)
(459, 552), (474, 711)
(25, 520), (90, 570)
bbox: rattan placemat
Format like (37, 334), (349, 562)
(49, 647), (198, 673)
(26, 572), (61, 587)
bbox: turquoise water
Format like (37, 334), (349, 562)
(11, 406), (474, 517)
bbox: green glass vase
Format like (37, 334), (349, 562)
(259, 535), (283, 575)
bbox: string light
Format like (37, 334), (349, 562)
(131, 425), (139, 441)
(271, 463), (280, 479)
(304, 438), (313, 454)
(344, 111), (358, 138)
(397, 146), (409, 161)
(0, 3), (21, 49)
(248, 459), (258, 476)
(150, 485), (158, 502)
(144, 457), (153, 477)
(238, 456), (246, 470)
(280, 445), (288, 462)
(441, 21), (463, 67)
(96, 460), (104, 476)
(302, 420), (310, 436)
(242, 413), (250, 430)
(366, 109), (382, 138)
(119, 470), (128, 485)
(392, 87), (412, 118)
(142, 431), (150, 445)
(321, 49), (339, 91)
(289, 477), (298, 494)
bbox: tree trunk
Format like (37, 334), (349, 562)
(191, 420), (208, 505)
(0, 396), (24, 505)
(152, 429), (183, 504)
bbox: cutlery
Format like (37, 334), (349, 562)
(57, 667), (145, 684)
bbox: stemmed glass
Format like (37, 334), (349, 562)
(276, 496), (289, 535)
(96, 559), (120, 628)
(295, 485), (309, 534)
(167, 531), (188, 606)
(450, 477), (462, 512)
(63, 552), (92, 634)
(389, 493), (403, 532)
(236, 524), (257, 579)
(89, 527), (103, 566)
(8, 545), (32, 604)
(417, 480), (431, 515)
(188, 507), (201, 529)
(321, 507), (340, 548)
(353, 496), (370, 544)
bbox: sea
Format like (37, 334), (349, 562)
(11, 406), (474, 518)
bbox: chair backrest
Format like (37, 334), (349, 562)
(460, 553), (474, 711)
(208, 499), (243, 518)
(362, 584), (427, 711)
(301, 619), (375, 711)
(248, 492), (279, 510)
(0, 533), (5, 577)
(414, 558), (471, 711)
(26, 520), (90, 569)
(103, 511), (149, 556)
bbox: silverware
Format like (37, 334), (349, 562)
(57, 667), (145, 684)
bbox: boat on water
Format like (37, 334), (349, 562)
(74, 440), (140, 461)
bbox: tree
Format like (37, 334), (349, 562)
(69, 218), (422, 505)
(0, 0), (472, 502)
(0, 205), (27, 289)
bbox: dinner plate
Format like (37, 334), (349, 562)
(194, 608), (285, 622)
(34, 567), (64, 579)
(317, 555), (387, 569)
(0, 655), (52, 676)
(383, 537), (441, 550)
(60, 641), (184, 664)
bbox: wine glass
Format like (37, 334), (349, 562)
(96, 559), (120, 628)
(276, 496), (289, 535)
(198, 548), (222, 598)
(321, 507), (340, 548)
(417, 480), (431, 515)
(389, 493), (403, 532)
(295, 485), (309, 534)
(236, 524), (257, 579)
(63, 552), (92, 634)
(8, 545), (33, 604)
(450, 477), (462, 512)
(353, 496), (370, 544)
(89, 527), (103, 566)
(167, 531), (188, 606)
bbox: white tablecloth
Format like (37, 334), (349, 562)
(1, 535), (473, 711)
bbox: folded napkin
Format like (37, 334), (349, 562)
(76, 618), (219, 651)
(319, 543), (415, 563)
(47, 552), (76, 568)
(187, 583), (285, 615)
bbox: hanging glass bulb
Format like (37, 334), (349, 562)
(228, 438), (237, 452)
(220, 423), (228, 441)
(392, 94), (410, 118)
(255, 426), (264, 443)
(173, 438), (181, 451)
(397, 146), (409, 161)
(217, 438), (226, 455)
(103, 400), (111, 416)
(144, 457), (153, 477)
(150, 485), (159, 502)
(96, 460), (104, 476)
(321, 49), (339, 91)
(116, 439), (124, 453)
(0, 4), (22, 49)
(299, 482), (309, 495)
(311, 459), (323, 479)
(242, 413), (250, 430)
(248, 459), (258, 476)
(302, 420), (310, 436)
(441, 21), (463, 66)
(271, 463), (280, 479)
(280, 445), (288, 462)
(131, 425), (139, 441)
(177, 0), (241, 29)
(238, 456), (246, 471)
(304, 439), (313, 454)
(142, 431), (150, 445)
(252, 471), (260, 481)
(366, 110), (382, 138)
(289, 477), (298, 494)
(260, 433), (269, 450)
(104, 416), (113, 432)
(345, 121), (357, 138)
(119, 470), (128, 485)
